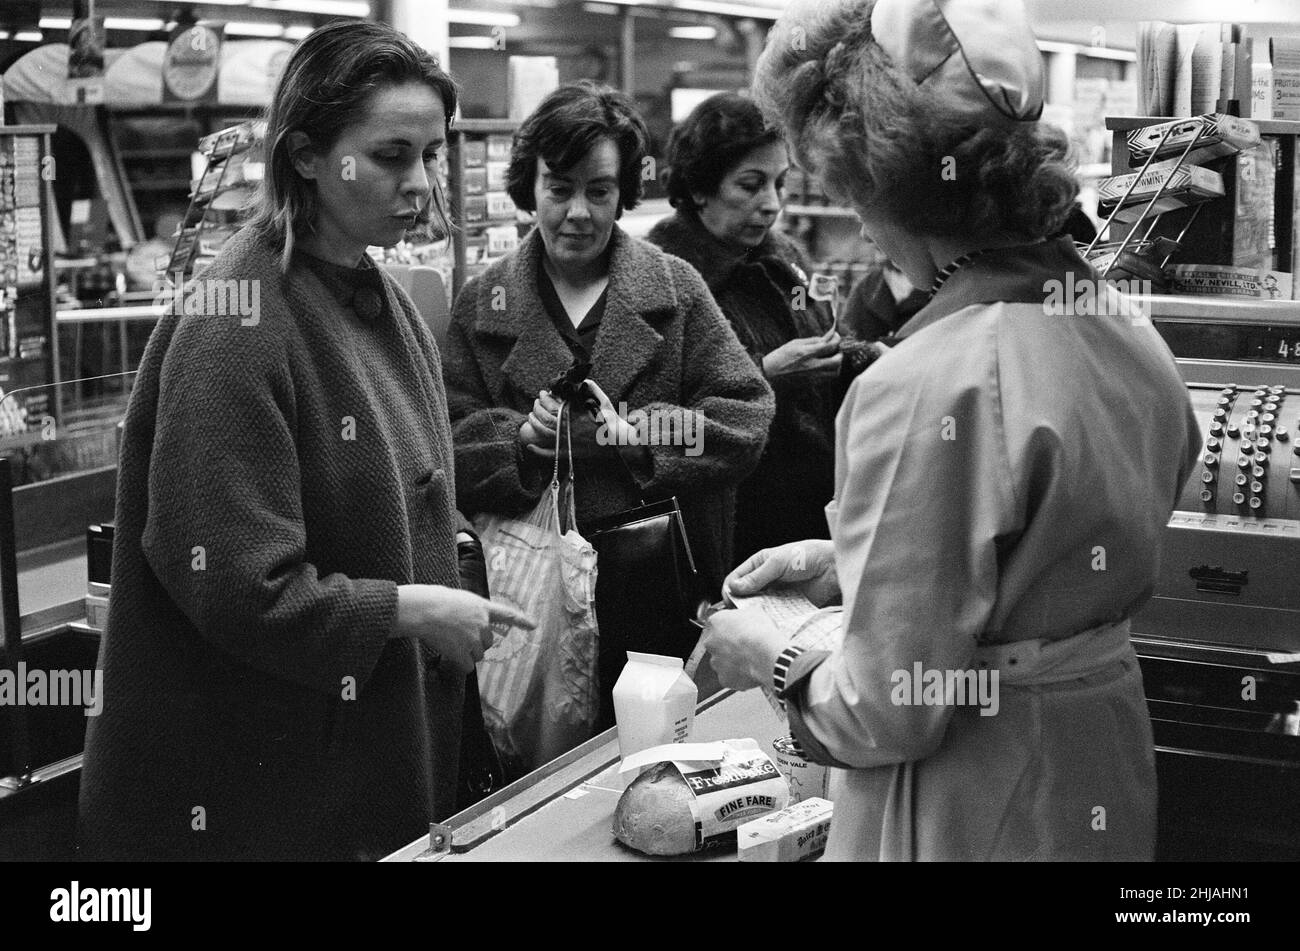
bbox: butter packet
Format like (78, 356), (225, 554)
(737, 797), (833, 862)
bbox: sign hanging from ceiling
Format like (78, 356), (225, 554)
(163, 22), (225, 103)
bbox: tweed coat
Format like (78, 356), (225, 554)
(79, 227), (467, 861)
(442, 225), (774, 592)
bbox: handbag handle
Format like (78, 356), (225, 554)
(550, 403), (579, 534)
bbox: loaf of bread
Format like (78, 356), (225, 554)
(612, 763), (698, 856)
(612, 739), (790, 855)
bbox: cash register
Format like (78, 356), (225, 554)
(1132, 294), (1300, 860)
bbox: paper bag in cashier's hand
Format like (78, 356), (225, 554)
(613, 652), (697, 763)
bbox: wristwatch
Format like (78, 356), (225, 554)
(772, 644), (807, 703)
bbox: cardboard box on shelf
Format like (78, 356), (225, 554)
(463, 167), (487, 196)
(1270, 38), (1300, 121)
(461, 138), (487, 167)
(1166, 264), (1292, 299)
(486, 191), (515, 219)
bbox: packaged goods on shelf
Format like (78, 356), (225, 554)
(485, 225), (519, 257)
(486, 135), (513, 163)
(1126, 114), (1261, 167)
(461, 139), (487, 167)
(1098, 160), (1225, 223)
(192, 151), (263, 205)
(486, 161), (508, 191)
(1166, 264), (1293, 300)
(1271, 38), (1300, 121)
(197, 120), (265, 160)
(463, 195), (487, 224)
(486, 192), (515, 220)
(463, 167), (487, 196)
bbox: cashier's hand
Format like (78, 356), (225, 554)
(724, 540), (840, 608)
(393, 585), (535, 673)
(702, 607), (787, 692)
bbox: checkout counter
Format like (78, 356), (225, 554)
(384, 687), (783, 863)
(386, 293), (1300, 863)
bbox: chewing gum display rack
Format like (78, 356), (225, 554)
(1087, 116), (1225, 282)
(1100, 116), (1300, 293)
(166, 120), (265, 280)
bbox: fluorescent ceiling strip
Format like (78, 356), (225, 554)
(104, 18), (167, 30)
(249, 0), (371, 16)
(669, 26), (717, 39)
(225, 21), (288, 37)
(448, 8), (521, 27)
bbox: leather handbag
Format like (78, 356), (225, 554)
(586, 494), (710, 728)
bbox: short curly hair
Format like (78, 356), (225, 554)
(663, 93), (784, 216)
(752, 0), (1077, 242)
(506, 80), (651, 217)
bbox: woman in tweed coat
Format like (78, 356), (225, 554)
(442, 83), (773, 727)
(79, 22), (529, 861)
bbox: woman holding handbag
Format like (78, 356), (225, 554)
(443, 81), (774, 733)
(79, 21), (531, 861)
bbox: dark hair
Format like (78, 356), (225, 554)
(506, 80), (650, 217)
(663, 92), (783, 216)
(248, 20), (459, 269)
(754, 0), (1076, 242)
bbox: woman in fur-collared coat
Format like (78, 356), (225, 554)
(442, 83), (773, 728)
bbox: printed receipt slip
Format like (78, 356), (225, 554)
(611, 739), (790, 855)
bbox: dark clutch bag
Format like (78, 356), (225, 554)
(586, 496), (708, 662)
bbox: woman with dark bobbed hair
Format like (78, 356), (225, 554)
(443, 81), (773, 735)
(648, 93), (840, 559)
(80, 21), (531, 861)
(703, 0), (1200, 861)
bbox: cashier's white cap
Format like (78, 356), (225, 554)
(871, 0), (1044, 124)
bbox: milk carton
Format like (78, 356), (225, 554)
(613, 652), (697, 762)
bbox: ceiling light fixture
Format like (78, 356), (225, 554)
(447, 9), (521, 28)
(669, 26), (718, 40)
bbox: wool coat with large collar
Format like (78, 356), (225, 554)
(79, 226), (467, 861)
(442, 225), (775, 590)
(647, 211), (840, 557)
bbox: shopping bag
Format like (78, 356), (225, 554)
(473, 406), (600, 777)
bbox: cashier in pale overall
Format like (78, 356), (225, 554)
(702, 0), (1202, 861)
